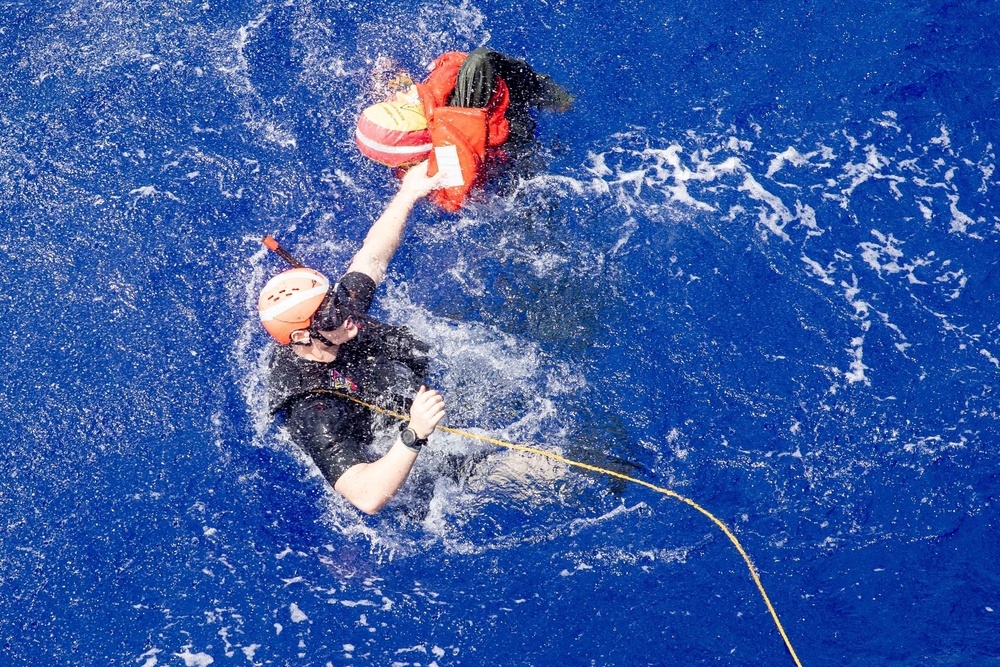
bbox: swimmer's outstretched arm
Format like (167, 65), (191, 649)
(334, 387), (446, 515)
(346, 161), (444, 285)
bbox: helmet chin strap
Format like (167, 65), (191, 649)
(314, 331), (339, 348)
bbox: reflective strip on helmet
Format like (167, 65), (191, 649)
(355, 128), (433, 155)
(258, 283), (329, 322)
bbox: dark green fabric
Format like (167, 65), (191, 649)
(448, 48), (569, 148)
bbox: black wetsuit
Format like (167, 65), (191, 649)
(267, 272), (429, 486)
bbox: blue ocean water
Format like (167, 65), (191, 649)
(2, 0), (999, 664)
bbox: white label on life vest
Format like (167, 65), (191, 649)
(434, 145), (465, 188)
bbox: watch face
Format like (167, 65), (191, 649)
(402, 428), (417, 446)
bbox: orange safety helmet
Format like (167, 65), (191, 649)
(257, 267), (330, 344)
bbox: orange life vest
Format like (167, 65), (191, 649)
(417, 52), (510, 211)
(355, 52), (511, 211)
(415, 52), (511, 211)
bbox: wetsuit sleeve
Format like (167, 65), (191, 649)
(335, 271), (377, 315)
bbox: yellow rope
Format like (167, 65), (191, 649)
(327, 390), (805, 667)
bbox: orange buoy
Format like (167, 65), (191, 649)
(355, 99), (432, 168)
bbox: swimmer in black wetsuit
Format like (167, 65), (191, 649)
(257, 162), (446, 514)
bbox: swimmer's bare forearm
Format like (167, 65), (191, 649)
(347, 161), (444, 284)
(334, 443), (419, 515)
(333, 387), (446, 514)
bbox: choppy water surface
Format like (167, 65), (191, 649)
(2, 0), (998, 665)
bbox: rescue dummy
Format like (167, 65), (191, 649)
(356, 48), (573, 211)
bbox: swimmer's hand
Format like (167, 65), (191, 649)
(398, 160), (446, 200)
(409, 386), (446, 440)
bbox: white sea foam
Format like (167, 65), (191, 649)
(382, 285), (585, 440)
(136, 648), (160, 667)
(901, 434), (968, 455)
(858, 230), (933, 284)
(579, 116), (994, 395)
(173, 647), (214, 667)
(946, 193), (978, 234)
(766, 147), (806, 178)
(289, 602), (309, 622)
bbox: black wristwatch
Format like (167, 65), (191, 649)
(400, 423), (428, 453)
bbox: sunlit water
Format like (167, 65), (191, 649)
(2, 0), (998, 665)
